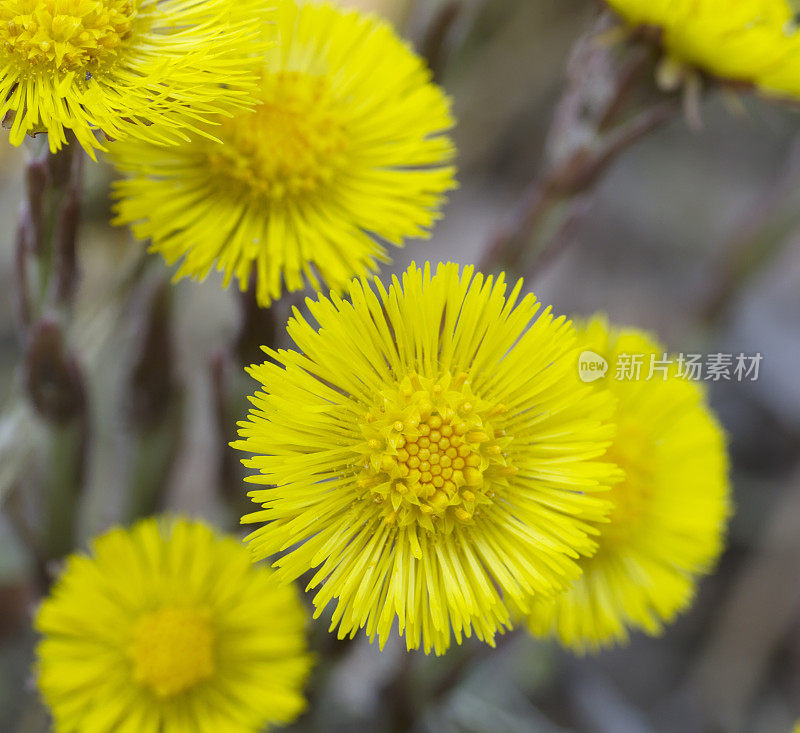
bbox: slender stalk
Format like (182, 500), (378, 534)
(44, 419), (88, 561)
(383, 652), (415, 733)
(235, 275), (278, 369)
(419, 1), (462, 82)
(209, 350), (243, 522)
(22, 315), (89, 564)
(124, 276), (184, 522)
(4, 484), (50, 593)
(12, 135), (89, 567)
(479, 12), (679, 277)
(211, 282), (281, 526)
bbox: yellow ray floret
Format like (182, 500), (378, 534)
(605, 0), (800, 97)
(110, 0), (456, 307)
(234, 262), (618, 655)
(35, 517), (312, 733)
(0, 0), (267, 157)
(527, 316), (731, 653)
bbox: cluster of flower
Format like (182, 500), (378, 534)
(1, 0), (759, 730)
(236, 265), (730, 660)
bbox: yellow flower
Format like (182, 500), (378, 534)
(0, 0), (265, 158)
(110, 0), (456, 307)
(605, 0), (798, 95)
(234, 262), (616, 655)
(528, 316), (730, 653)
(35, 517), (312, 732)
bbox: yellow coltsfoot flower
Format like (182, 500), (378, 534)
(605, 0), (798, 96)
(110, 0), (456, 307)
(528, 316), (731, 653)
(235, 262), (617, 655)
(35, 517), (312, 732)
(0, 0), (266, 157)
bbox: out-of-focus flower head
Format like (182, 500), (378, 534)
(528, 316), (731, 652)
(605, 0), (800, 97)
(110, 0), (457, 307)
(36, 517), (312, 731)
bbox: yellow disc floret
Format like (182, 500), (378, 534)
(207, 72), (350, 203)
(358, 372), (513, 533)
(129, 607), (215, 698)
(0, 0), (266, 156)
(35, 518), (312, 731)
(0, 0), (136, 75)
(597, 416), (654, 547)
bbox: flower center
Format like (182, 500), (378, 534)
(598, 417), (655, 547)
(0, 0), (136, 74)
(129, 607), (215, 698)
(206, 71), (350, 202)
(358, 372), (515, 534)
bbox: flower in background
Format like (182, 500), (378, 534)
(0, 0), (265, 158)
(36, 518), (312, 731)
(605, 0), (798, 96)
(110, 0), (456, 307)
(235, 262), (616, 654)
(528, 316), (730, 652)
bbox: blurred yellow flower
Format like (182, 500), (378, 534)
(235, 262), (616, 654)
(110, 0), (456, 307)
(528, 316), (730, 653)
(36, 518), (311, 732)
(0, 0), (265, 158)
(606, 0), (798, 95)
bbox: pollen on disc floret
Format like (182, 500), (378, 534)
(0, 0), (268, 155)
(358, 371), (515, 533)
(0, 0), (136, 75)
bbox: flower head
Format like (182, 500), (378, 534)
(605, 0), (798, 96)
(110, 0), (456, 307)
(527, 317), (730, 653)
(35, 517), (312, 732)
(0, 0), (265, 157)
(234, 262), (617, 654)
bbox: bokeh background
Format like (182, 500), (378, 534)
(1, 1), (800, 731)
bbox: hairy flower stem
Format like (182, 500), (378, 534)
(419, 1), (462, 82)
(124, 276), (184, 522)
(14, 135), (89, 566)
(209, 351), (244, 524)
(16, 137), (84, 324)
(480, 12), (679, 277)
(210, 283), (281, 526)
